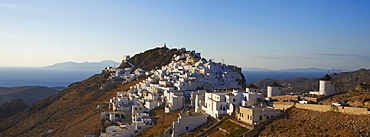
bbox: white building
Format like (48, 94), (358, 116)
(236, 106), (281, 125)
(190, 90), (206, 113)
(110, 97), (129, 111)
(319, 74), (336, 95)
(267, 81), (282, 97)
(144, 100), (161, 111)
(199, 84), (265, 119)
(102, 123), (152, 137)
(310, 74), (337, 96)
(202, 92), (228, 118)
(171, 112), (207, 137)
(164, 91), (184, 113)
(131, 104), (145, 116)
(133, 113), (152, 124)
(101, 112), (127, 122)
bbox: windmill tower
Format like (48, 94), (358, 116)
(319, 74), (336, 95)
(267, 81), (282, 97)
(246, 83), (258, 93)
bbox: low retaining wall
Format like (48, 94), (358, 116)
(228, 119), (253, 129)
(295, 103), (370, 115)
(316, 91), (348, 102)
(218, 127), (229, 135)
(273, 102), (294, 110)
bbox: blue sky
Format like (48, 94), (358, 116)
(1, 1), (369, 70)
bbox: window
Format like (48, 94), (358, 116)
(266, 116), (269, 119)
(186, 127), (189, 130)
(135, 108), (137, 110)
(233, 99), (236, 102)
(259, 116), (262, 120)
(248, 115), (250, 119)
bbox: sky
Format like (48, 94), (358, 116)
(1, 0), (369, 70)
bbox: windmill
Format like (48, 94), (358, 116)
(327, 67), (342, 92)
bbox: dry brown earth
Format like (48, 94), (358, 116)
(0, 72), (139, 136)
(259, 107), (370, 137)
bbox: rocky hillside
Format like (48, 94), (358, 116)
(0, 99), (28, 122)
(259, 107), (370, 137)
(0, 86), (58, 105)
(119, 47), (180, 70)
(0, 71), (144, 136)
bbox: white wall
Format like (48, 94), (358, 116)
(172, 114), (207, 137)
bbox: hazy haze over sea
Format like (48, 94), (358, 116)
(0, 67), (99, 87)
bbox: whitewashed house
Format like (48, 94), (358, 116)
(133, 113), (152, 124)
(144, 100), (161, 111)
(164, 91), (185, 113)
(171, 112), (207, 137)
(190, 90), (206, 113)
(236, 106), (281, 125)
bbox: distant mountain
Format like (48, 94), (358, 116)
(0, 86), (58, 105)
(243, 68), (275, 71)
(243, 67), (349, 72)
(278, 68), (348, 72)
(278, 68), (328, 72)
(44, 60), (120, 70)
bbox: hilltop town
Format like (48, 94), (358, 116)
(95, 46), (370, 137)
(0, 46), (369, 137)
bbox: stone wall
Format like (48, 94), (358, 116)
(272, 102), (294, 110)
(295, 103), (370, 115)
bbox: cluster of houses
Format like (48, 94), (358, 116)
(98, 46), (338, 137)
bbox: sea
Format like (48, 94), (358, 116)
(0, 67), (330, 87)
(0, 67), (100, 87)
